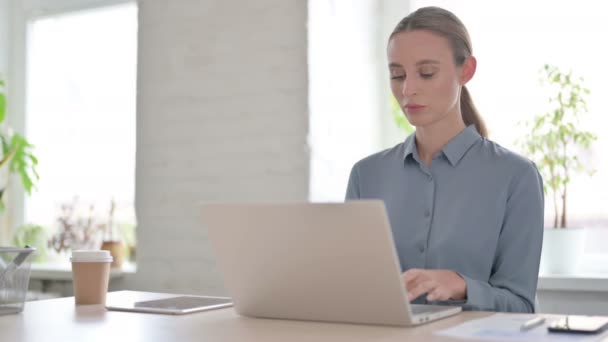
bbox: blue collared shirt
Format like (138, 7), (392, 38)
(345, 125), (544, 313)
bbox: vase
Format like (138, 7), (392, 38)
(100, 240), (124, 268)
(539, 227), (586, 275)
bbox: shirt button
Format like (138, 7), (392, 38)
(427, 175), (433, 181)
(424, 209), (431, 217)
(418, 244), (426, 253)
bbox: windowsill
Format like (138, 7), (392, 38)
(27, 264), (607, 291)
(29, 262), (136, 281)
(538, 273), (608, 292)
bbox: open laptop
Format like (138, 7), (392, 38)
(201, 200), (461, 326)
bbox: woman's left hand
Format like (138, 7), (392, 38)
(402, 269), (467, 302)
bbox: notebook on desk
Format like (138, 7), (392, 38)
(201, 200), (462, 326)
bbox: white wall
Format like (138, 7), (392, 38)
(0, 0), (8, 74)
(127, 0), (309, 295)
(0, 0), (11, 245)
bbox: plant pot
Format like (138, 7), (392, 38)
(539, 227), (586, 275)
(100, 240), (124, 269)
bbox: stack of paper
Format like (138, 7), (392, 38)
(435, 313), (608, 342)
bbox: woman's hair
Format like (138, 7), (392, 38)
(390, 6), (487, 137)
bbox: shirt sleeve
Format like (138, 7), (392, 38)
(345, 163), (361, 200)
(460, 162), (544, 313)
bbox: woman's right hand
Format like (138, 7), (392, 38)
(402, 268), (467, 302)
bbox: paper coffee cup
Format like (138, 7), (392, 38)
(71, 250), (113, 305)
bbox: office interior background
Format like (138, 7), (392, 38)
(0, 0), (607, 314)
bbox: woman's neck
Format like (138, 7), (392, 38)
(415, 112), (466, 167)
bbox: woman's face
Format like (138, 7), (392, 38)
(387, 30), (473, 129)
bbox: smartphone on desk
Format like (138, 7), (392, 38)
(548, 316), (608, 334)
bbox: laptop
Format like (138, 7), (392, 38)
(106, 291), (232, 315)
(201, 200), (462, 326)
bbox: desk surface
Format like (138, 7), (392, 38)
(0, 291), (499, 342)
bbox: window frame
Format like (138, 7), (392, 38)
(3, 0), (135, 243)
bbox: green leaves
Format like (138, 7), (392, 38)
(0, 78), (5, 124)
(0, 92), (5, 124)
(0, 133), (39, 196)
(12, 224), (48, 262)
(8, 133), (39, 195)
(0, 77), (39, 211)
(517, 64), (596, 228)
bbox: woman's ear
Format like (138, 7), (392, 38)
(460, 56), (477, 85)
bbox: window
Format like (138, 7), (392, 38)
(308, 0), (408, 201)
(309, 0), (608, 272)
(410, 0), (608, 270)
(20, 2), (137, 257)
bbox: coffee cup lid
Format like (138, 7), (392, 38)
(70, 250), (113, 262)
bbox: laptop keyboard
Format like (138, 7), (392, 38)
(410, 304), (453, 315)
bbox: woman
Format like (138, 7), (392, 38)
(345, 6), (544, 313)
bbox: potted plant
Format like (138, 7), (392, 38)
(0, 76), (39, 212)
(518, 64), (596, 274)
(12, 223), (48, 263)
(48, 198), (104, 261)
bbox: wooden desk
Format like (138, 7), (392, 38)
(0, 291), (496, 342)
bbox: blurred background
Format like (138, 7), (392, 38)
(0, 0), (607, 314)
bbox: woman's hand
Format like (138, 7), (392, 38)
(402, 269), (467, 302)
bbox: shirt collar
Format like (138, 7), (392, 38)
(442, 125), (481, 166)
(402, 125), (481, 166)
(402, 133), (418, 162)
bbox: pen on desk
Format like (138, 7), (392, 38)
(520, 316), (546, 331)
